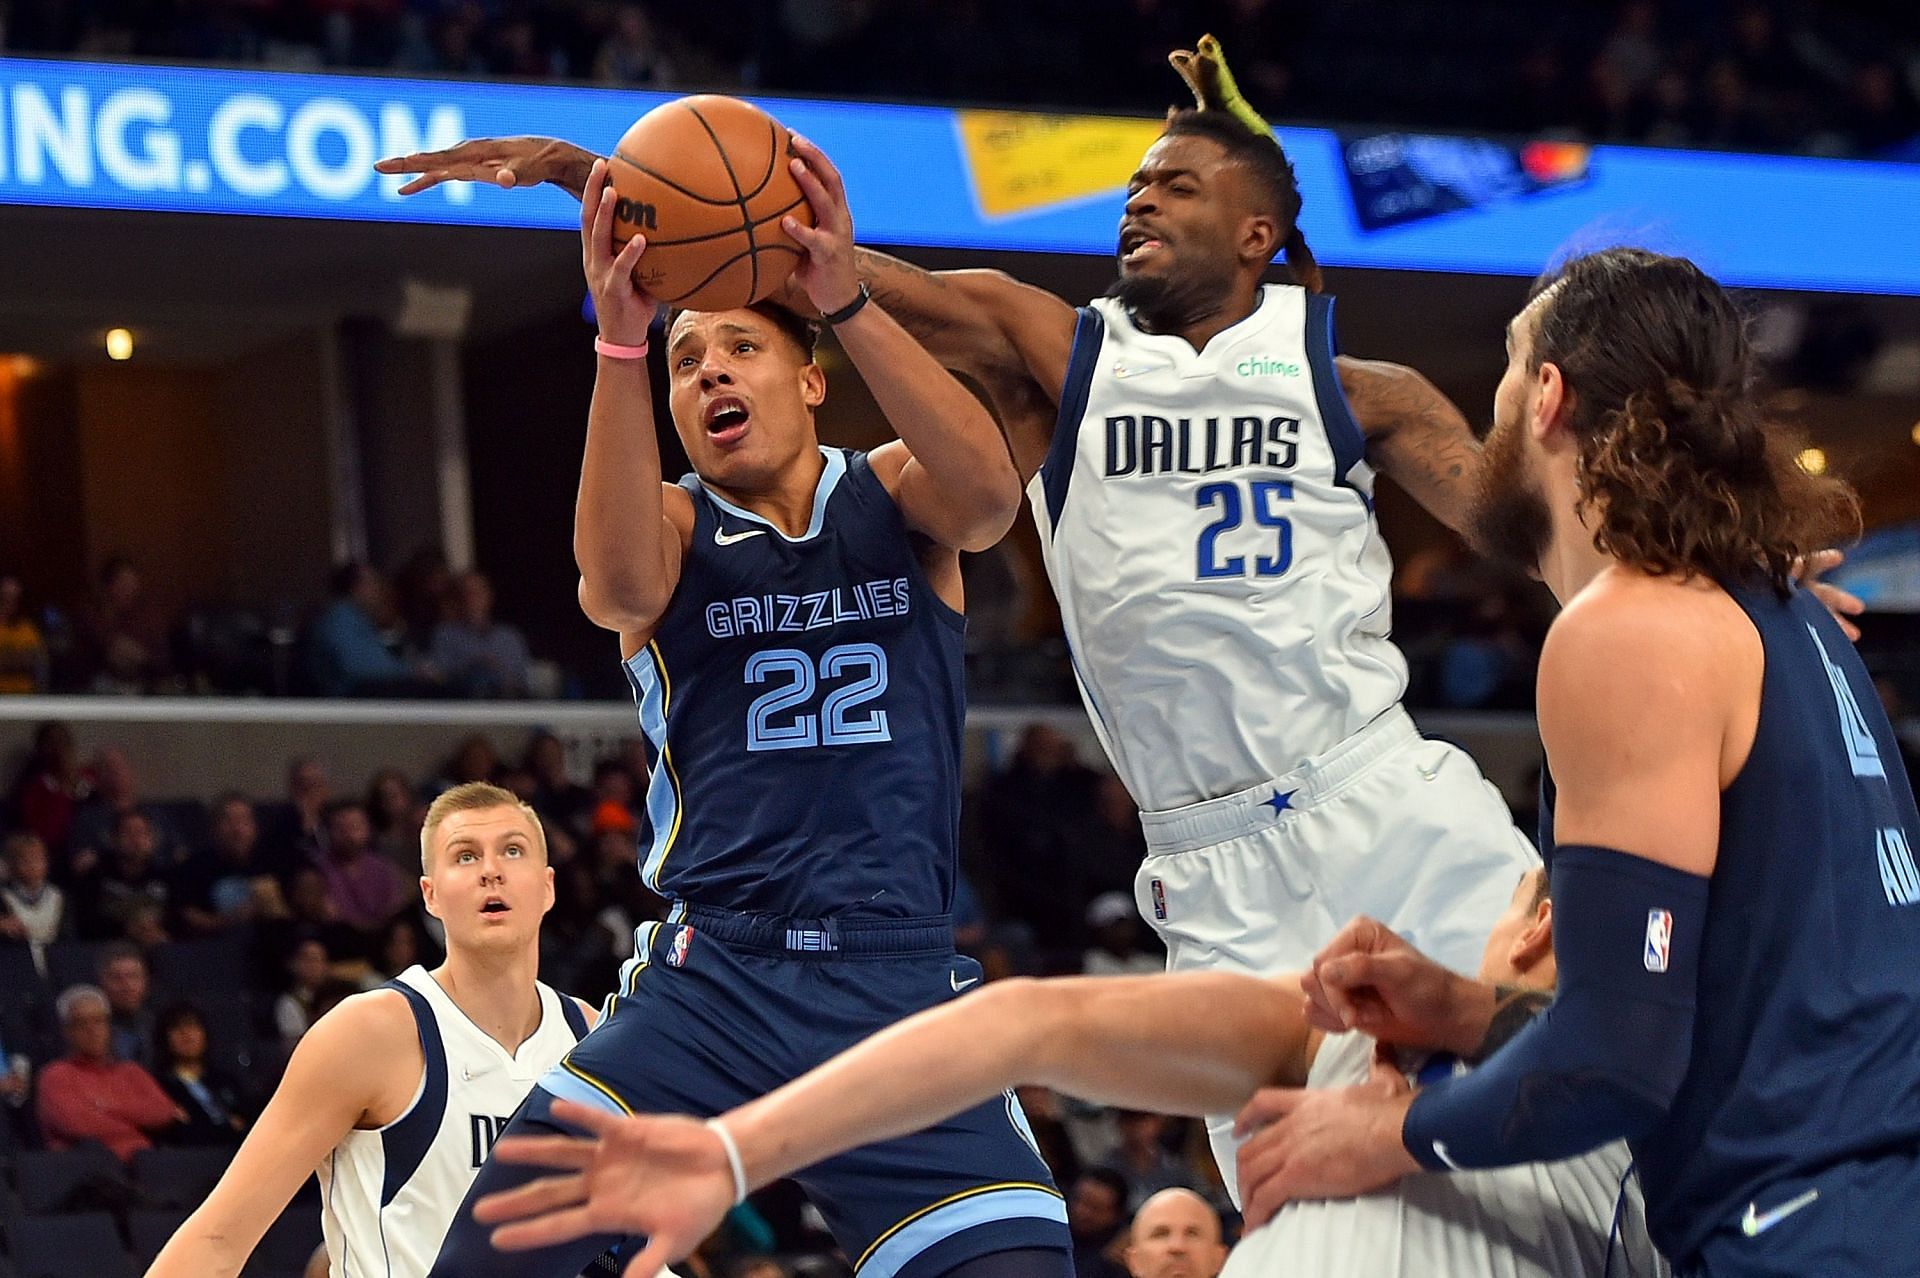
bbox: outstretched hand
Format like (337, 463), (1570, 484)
(474, 1100), (735, 1278)
(780, 134), (862, 318)
(1794, 548), (1864, 642)
(1233, 1057), (1418, 1228)
(375, 136), (597, 198)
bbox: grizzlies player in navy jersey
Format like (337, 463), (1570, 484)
(1222, 249), (1920, 1278)
(427, 143), (1069, 1278)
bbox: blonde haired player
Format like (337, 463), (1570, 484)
(147, 782), (603, 1278)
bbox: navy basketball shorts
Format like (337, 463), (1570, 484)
(1680, 1145), (1920, 1278)
(431, 908), (1067, 1278)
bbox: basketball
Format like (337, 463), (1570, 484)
(607, 95), (814, 311)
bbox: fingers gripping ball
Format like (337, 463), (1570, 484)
(608, 96), (816, 310)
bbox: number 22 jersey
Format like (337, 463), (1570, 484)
(626, 447), (966, 921)
(1031, 285), (1408, 813)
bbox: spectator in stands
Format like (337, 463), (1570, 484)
(975, 724), (1100, 946)
(172, 792), (287, 937)
(0, 830), (68, 972)
(439, 732), (503, 792)
(0, 573), (48, 694)
(371, 913), (438, 983)
(97, 941), (158, 1066)
(1015, 1084), (1083, 1188)
(1098, 1110), (1202, 1212)
(1847, 61), (1920, 156)
(279, 864), (370, 973)
(366, 766), (424, 873)
(1876, 677), (1920, 791)
(69, 745), (181, 868)
(431, 569), (532, 697)
(0, 1024), (30, 1126)
(153, 1003), (247, 1147)
(8, 720), (88, 859)
(394, 544), (453, 652)
(273, 937), (334, 1047)
(315, 799), (405, 934)
(592, 4), (675, 85)
(1122, 1189), (1227, 1278)
(73, 556), (175, 693)
(525, 731), (592, 834)
(36, 984), (183, 1161)
(261, 756), (330, 871)
(308, 561), (442, 697)
(75, 809), (172, 941)
(1068, 1167), (1133, 1278)
(1081, 893), (1162, 978)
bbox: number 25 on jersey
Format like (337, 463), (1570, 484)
(745, 643), (892, 752)
(1196, 479), (1294, 580)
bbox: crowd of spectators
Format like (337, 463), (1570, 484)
(0, 551), (551, 698)
(1, 0), (1914, 158)
(0, 716), (1242, 1268)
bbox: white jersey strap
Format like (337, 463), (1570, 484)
(1037, 305), (1106, 533)
(379, 978), (449, 1206)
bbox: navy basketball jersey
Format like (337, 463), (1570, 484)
(1541, 581), (1920, 1262)
(623, 447), (967, 920)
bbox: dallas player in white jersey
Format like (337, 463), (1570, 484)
(459, 865), (1665, 1278)
(147, 782), (602, 1278)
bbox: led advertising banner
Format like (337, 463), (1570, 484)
(1, 57), (1916, 294)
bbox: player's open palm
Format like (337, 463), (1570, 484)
(581, 159), (657, 347)
(1301, 916), (1477, 1052)
(780, 134), (861, 317)
(375, 135), (596, 197)
(475, 1101), (734, 1275)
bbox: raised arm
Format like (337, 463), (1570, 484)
(472, 971), (1311, 1268)
(373, 133), (1078, 478)
(1339, 356), (1482, 538)
(146, 993), (416, 1278)
(780, 137), (1021, 550)
(570, 159), (688, 651)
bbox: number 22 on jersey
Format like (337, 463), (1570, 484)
(745, 643), (892, 752)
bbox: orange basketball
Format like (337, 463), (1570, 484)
(607, 95), (814, 311)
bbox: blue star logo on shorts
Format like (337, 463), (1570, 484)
(1264, 789), (1296, 816)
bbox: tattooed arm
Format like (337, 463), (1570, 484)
(1338, 356), (1482, 538)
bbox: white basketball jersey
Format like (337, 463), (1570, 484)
(1222, 1031), (1668, 1277)
(1030, 286), (1408, 812)
(317, 966), (589, 1278)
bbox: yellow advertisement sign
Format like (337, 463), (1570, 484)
(956, 110), (1165, 219)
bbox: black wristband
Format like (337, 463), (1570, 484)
(819, 282), (872, 326)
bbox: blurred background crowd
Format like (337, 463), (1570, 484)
(2, 0), (1916, 158)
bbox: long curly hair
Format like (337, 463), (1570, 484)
(1527, 248), (1858, 593)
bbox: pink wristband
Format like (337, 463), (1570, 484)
(594, 336), (650, 360)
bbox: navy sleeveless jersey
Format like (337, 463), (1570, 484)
(622, 447), (967, 920)
(1540, 581), (1920, 1262)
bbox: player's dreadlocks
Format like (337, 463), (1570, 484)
(1166, 35), (1322, 294)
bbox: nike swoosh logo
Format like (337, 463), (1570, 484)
(1430, 1140), (1464, 1171)
(714, 527), (766, 546)
(1741, 1188), (1819, 1236)
(950, 972), (980, 992)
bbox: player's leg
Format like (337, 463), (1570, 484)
(1329, 735), (1538, 975)
(428, 1085), (627, 1278)
(791, 952), (1072, 1278)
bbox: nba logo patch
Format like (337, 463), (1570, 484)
(1150, 879), (1167, 921)
(667, 925), (693, 969)
(1644, 909), (1672, 973)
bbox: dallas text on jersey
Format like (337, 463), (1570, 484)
(1104, 415), (1302, 478)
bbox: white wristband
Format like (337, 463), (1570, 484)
(707, 1117), (748, 1206)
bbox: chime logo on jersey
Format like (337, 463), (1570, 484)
(667, 925), (693, 968)
(1150, 879), (1168, 921)
(1644, 908), (1672, 973)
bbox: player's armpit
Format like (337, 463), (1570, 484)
(145, 991), (420, 1278)
(1339, 356), (1482, 538)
